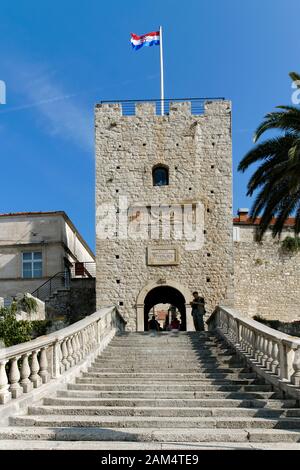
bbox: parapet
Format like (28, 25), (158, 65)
(95, 98), (230, 117)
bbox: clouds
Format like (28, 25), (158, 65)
(1, 60), (93, 153)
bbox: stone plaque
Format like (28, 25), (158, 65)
(147, 246), (179, 266)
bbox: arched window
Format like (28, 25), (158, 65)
(152, 165), (169, 186)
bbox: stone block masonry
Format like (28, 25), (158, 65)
(95, 100), (234, 331)
(234, 225), (300, 322)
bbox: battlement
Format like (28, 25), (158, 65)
(95, 98), (229, 117)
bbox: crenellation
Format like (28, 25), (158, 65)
(135, 102), (156, 116)
(169, 101), (191, 116)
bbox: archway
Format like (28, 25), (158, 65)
(144, 286), (186, 331)
(136, 279), (194, 331)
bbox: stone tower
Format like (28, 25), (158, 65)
(95, 99), (233, 331)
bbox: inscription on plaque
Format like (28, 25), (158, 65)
(147, 246), (179, 266)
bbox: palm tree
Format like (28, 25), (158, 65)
(238, 72), (300, 240)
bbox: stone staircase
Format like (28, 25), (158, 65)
(1, 331), (300, 449)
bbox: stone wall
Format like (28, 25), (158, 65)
(233, 225), (300, 322)
(45, 278), (96, 322)
(95, 100), (233, 331)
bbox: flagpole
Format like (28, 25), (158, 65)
(159, 25), (164, 116)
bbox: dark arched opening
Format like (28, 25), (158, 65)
(144, 285), (186, 331)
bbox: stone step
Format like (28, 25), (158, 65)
(105, 343), (224, 354)
(95, 352), (237, 360)
(101, 341), (230, 355)
(76, 372), (259, 382)
(93, 358), (243, 370)
(103, 349), (224, 354)
(45, 396), (297, 409)
(27, 405), (300, 418)
(110, 340), (221, 346)
(83, 367), (247, 378)
(9, 440), (300, 450)
(61, 388), (280, 399)
(74, 380), (260, 389)
(73, 381), (272, 392)
(10, 415), (300, 429)
(83, 367), (247, 377)
(81, 369), (250, 378)
(2, 426), (300, 443)
(4, 330), (299, 447)
(106, 344), (221, 350)
(93, 358), (240, 365)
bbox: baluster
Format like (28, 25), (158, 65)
(87, 327), (92, 352)
(61, 339), (69, 372)
(67, 337), (75, 367)
(39, 348), (49, 384)
(291, 348), (300, 386)
(271, 342), (280, 376)
(99, 321), (104, 342)
(30, 350), (41, 388)
(9, 356), (23, 398)
(229, 318), (232, 340)
(236, 321), (241, 347)
(261, 337), (269, 367)
(20, 353), (33, 393)
(251, 330), (257, 358)
(74, 334), (80, 361)
(78, 333), (83, 360)
(244, 327), (248, 352)
(0, 360), (12, 404)
(241, 325), (246, 351)
(80, 331), (86, 358)
(94, 324), (98, 347)
(249, 330), (253, 354)
(253, 331), (259, 361)
(81, 330), (86, 357)
(245, 328), (251, 354)
(257, 335), (264, 364)
(265, 339), (273, 370)
(71, 335), (79, 364)
(231, 319), (236, 343)
(239, 325), (244, 349)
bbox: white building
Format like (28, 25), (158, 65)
(0, 211), (95, 299)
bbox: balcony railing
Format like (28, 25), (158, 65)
(99, 97), (225, 116)
(70, 261), (96, 278)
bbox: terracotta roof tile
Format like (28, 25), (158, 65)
(233, 216), (295, 226)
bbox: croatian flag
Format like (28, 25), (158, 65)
(130, 31), (160, 51)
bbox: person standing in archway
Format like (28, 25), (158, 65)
(148, 315), (160, 335)
(190, 292), (205, 331)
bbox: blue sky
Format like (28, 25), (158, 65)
(0, 0), (299, 251)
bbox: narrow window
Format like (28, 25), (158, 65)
(152, 165), (169, 186)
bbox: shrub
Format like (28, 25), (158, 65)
(18, 294), (38, 313)
(0, 309), (33, 347)
(253, 315), (281, 330)
(281, 236), (300, 253)
(30, 320), (53, 338)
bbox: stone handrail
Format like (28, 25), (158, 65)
(0, 306), (126, 405)
(207, 306), (300, 398)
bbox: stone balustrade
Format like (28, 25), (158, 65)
(0, 306), (125, 405)
(207, 306), (300, 398)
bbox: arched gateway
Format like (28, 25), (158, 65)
(136, 279), (193, 331)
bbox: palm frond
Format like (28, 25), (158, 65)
(238, 134), (296, 172)
(289, 72), (300, 88)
